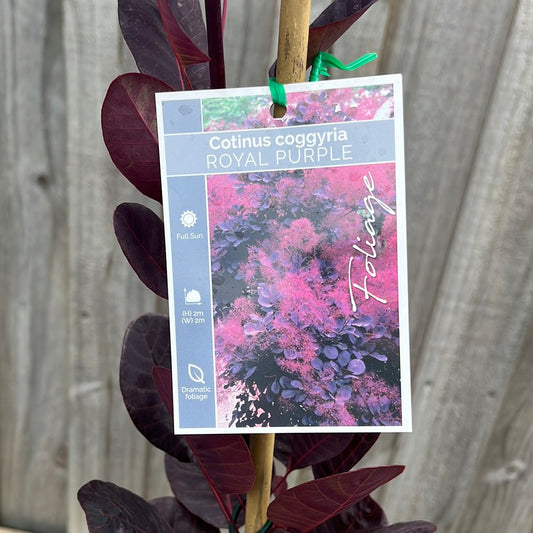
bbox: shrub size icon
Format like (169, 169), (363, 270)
(184, 288), (201, 305)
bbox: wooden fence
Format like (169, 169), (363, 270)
(1, 1), (531, 532)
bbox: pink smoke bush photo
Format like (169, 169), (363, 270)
(203, 85), (403, 429)
(204, 85), (403, 429)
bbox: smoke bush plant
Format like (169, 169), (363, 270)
(77, 1), (437, 532)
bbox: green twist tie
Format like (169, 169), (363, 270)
(309, 51), (377, 82)
(269, 77), (287, 109)
(228, 498), (272, 533)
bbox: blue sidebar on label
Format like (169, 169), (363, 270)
(167, 175), (216, 429)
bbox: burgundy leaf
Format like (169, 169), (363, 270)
(185, 435), (256, 494)
(272, 475), (288, 497)
(119, 313), (186, 458)
(118, 0), (183, 89)
(267, 466), (405, 531)
(371, 522), (437, 533)
(167, 0), (211, 89)
(269, 0), (378, 77)
(102, 73), (173, 202)
(289, 434), (353, 471)
(313, 434), (380, 478)
(113, 202), (168, 299)
(156, 0), (210, 89)
(165, 453), (230, 528)
(311, 496), (387, 532)
(78, 480), (172, 533)
(152, 366), (173, 414)
(150, 496), (220, 532)
(307, 0), (379, 65)
(274, 434), (293, 466)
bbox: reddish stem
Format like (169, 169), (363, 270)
(205, 0), (226, 88)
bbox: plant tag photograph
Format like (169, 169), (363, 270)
(156, 75), (411, 433)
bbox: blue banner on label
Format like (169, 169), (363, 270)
(164, 120), (395, 176)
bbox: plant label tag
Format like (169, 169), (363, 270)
(156, 75), (411, 434)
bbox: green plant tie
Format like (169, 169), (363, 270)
(228, 498), (273, 533)
(228, 500), (243, 533)
(269, 52), (376, 108)
(258, 520), (273, 532)
(309, 51), (377, 82)
(269, 77), (287, 109)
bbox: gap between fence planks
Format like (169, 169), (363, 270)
(244, 1), (311, 532)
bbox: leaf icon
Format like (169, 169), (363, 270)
(188, 363), (205, 384)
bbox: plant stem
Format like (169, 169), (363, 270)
(205, 0), (226, 89)
(244, 3), (311, 532)
(245, 434), (275, 533)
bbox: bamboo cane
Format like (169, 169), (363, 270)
(244, 2), (311, 532)
(272, 0), (312, 117)
(244, 433), (276, 533)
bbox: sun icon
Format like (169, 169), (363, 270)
(180, 210), (197, 228)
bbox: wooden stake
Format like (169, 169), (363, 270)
(245, 433), (276, 533)
(272, 0), (312, 117)
(245, 3), (311, 532)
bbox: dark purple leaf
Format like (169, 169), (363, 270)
(156, 0), (210, 89)
(118, 0), (210, 90)
(371, 522), (438, 533)
(119, 313), (186, 458)
(102, 73), (172, 202)
(118, 0), (182, 89)
(336, 385), (353, 402)
(282, 389), (297, 399)
(113, 202), (167, 298)
(272, 475), (288, 498)
(274, 434), (293, 466)
(269, 0), (379, 77)
(150, 496), (220, 532)
(307, 0), (379, 65)
(149, 497), (218, 533)
(167, 0), (211, 89)
(348, 358), (366, 375)
(311, 358), (324, 371)
(324, 345), (339, 360)
(243, 321), (263, 335)
(185, 435), (255, 494)
(289, 434), (353, 471)
(313, 434), (380, 479)
(311, 496), (387, 532)
(354, 315), (373, 327)
(267, 466), (404, 531)
(152, 365), (173, 414)
(165, 453), (230, 528)
(78, 480), (172, 533)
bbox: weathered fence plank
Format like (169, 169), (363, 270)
(62, 3), (169, 532)
(378, 0), (533, 528)
(448, 2), (533, 529)
(379, 0), (520, 366)
(455, 327), (533, 532)
(224, 1), (280, 88)
(0, 2), (68, 531)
